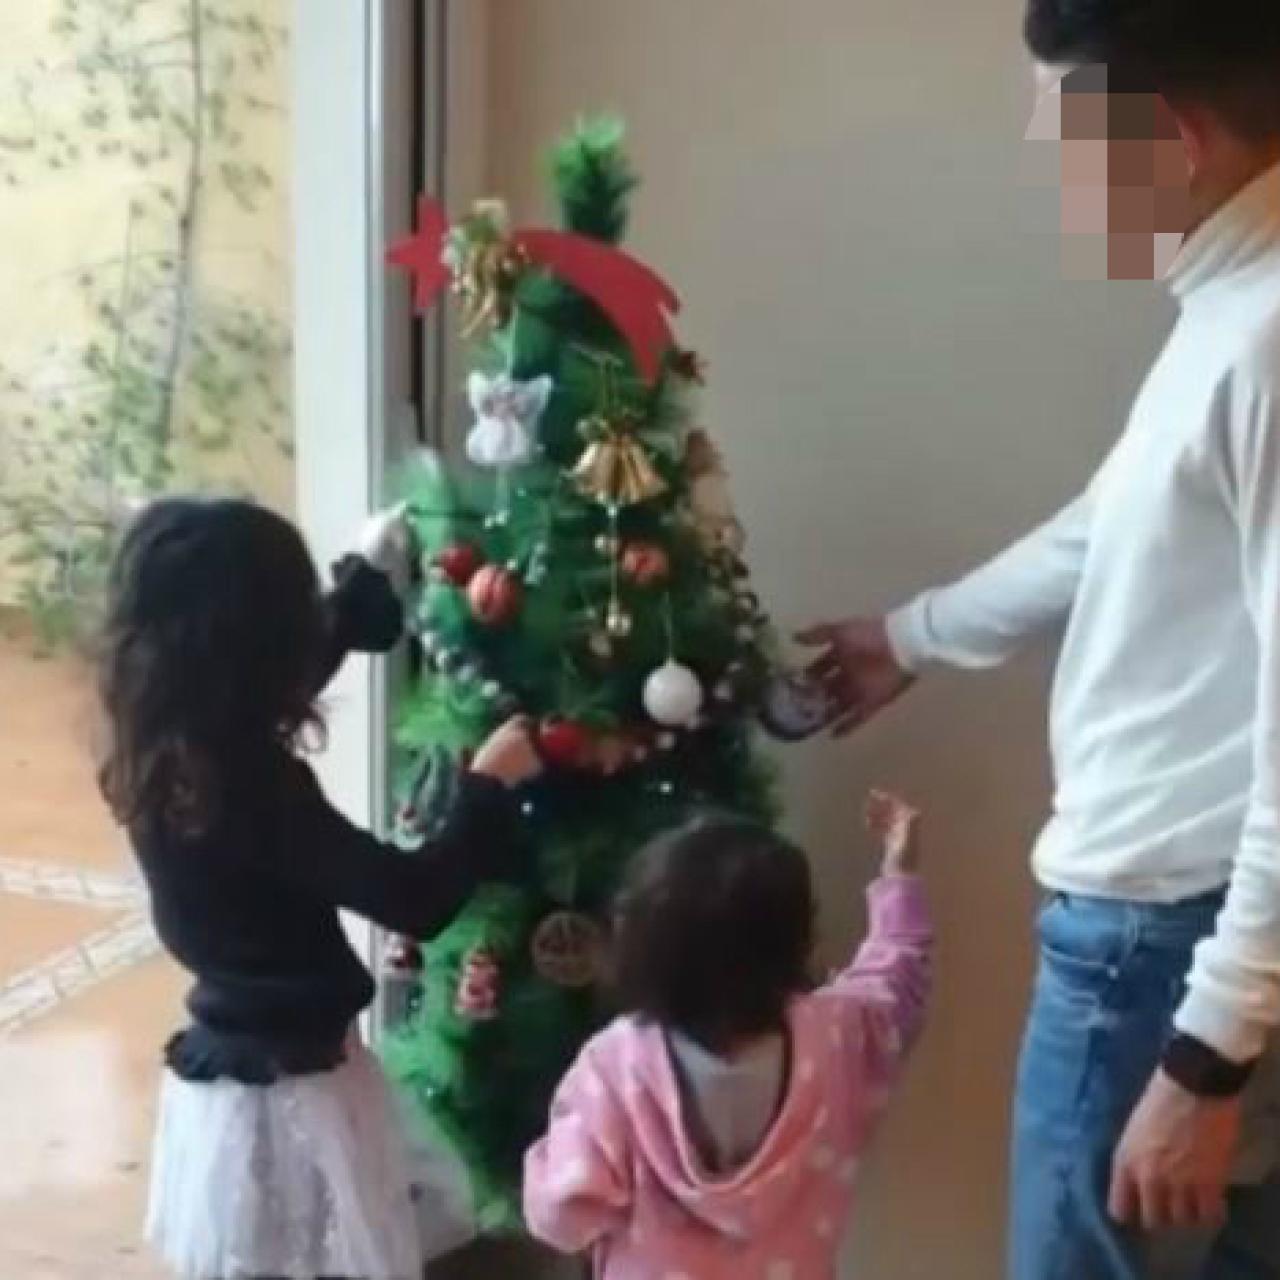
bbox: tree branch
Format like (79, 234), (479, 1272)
(154, 0), (204, 452)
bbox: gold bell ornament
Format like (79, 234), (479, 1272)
(571, 408), (667, 509)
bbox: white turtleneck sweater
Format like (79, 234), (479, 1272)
(888, 163), (1280, 1063)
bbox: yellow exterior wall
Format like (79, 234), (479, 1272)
(0, 1), (294, 604)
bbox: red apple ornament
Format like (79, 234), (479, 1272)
(455, 947), (500, 1020)
(538, 717), (591, 769)
(467, 564), (522, 626)
(621, 541), (671, 588)
(435, 542), (482, 587)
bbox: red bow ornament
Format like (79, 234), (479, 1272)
(388, 196), (680, 385)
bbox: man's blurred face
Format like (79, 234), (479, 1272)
(1026, 62), (1191, 279)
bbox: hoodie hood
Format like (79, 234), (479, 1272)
(595, 1000), (859, 1245)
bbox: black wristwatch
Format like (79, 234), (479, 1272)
(1161, 1033), (1256, 1099)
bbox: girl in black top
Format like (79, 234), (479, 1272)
(99, 497), (541, 1280)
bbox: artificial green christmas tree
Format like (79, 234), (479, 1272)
(383, 118), (827, 1232)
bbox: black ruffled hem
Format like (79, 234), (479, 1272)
(164, 1025), (348, 1085)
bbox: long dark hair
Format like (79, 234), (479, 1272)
(98, 498), (326, 836)
(612, 815), (815, 1052)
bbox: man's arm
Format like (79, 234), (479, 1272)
(887, 487), (1096, 673)
(1174, 380), (1280, 1066)
(1108, 379), (1280, 1235)
(802, 480), (1102, 734)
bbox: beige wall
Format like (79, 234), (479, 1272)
(486, 2), (1170, 1276)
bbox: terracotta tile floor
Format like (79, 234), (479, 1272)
(0, 621), (180, 1279)
(0, 622), (565, 1280)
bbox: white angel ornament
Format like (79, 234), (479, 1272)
(464, 372), (555, 469)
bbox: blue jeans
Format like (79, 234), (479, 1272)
(1010, 891), (1280, 1280)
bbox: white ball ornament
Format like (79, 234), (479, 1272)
(643, 661), (704, 728)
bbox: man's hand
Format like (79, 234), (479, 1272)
(1108, 1068), (1241, 1232)
(796, 616), (915, 736)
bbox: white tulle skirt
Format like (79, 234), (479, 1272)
(146, 1040), (475, 1279)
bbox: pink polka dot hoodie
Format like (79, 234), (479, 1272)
(524, 876), (933, 1279)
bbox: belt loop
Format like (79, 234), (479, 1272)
(1123, 899), (1144, 960)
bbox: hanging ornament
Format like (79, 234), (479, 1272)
(586, 628), (615, 662)
(571, 408), (667, 508)
(434, 542), (483, 588)
(468, 564), (523, 626)
(671, 347), (708, 385)
(759, 669), (838, 742)
(643, 660), (705, 727)
(395, 800), (425, 844)
(464, 371), (554, 468)
(537, 717), (591, 770)
(455, 947), (501, 1020)
(605, 602), (634, 640)
(683, 427), (722, 481)
(442, 200), (530, 337)
(394, 745), (460, 847)
(531, 912), (606, 989)
(621, 541), (671, 588)
(526, 541), (550, 586)
(684, 428), (746, 557)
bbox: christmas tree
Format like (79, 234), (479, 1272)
(382, 118), (827, 1232)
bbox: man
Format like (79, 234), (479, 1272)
(801, 3), (1280, 1276)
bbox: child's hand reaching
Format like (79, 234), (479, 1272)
(866, 789), (921, 876)
(471, 717), (544, 789)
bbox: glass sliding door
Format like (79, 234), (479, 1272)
(0, 2), (295, 1275)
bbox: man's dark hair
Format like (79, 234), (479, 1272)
(1025, 1), (1280, 138)
(611, 814), (814, 1052)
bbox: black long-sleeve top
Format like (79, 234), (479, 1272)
(130, 560), (523, 1082)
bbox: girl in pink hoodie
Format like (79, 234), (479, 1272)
(524, 793), (932, 1279)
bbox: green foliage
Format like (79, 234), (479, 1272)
(0, 0), (291, 648)
(384, 119), (782, 1229)
(550, 115), (637, 244)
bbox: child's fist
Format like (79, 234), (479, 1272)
(866, 789), (921, 876)
(471, 717), (543, 789)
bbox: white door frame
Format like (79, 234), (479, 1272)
(293, 1), (485, 1010)
(292, 0), (412, 982)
